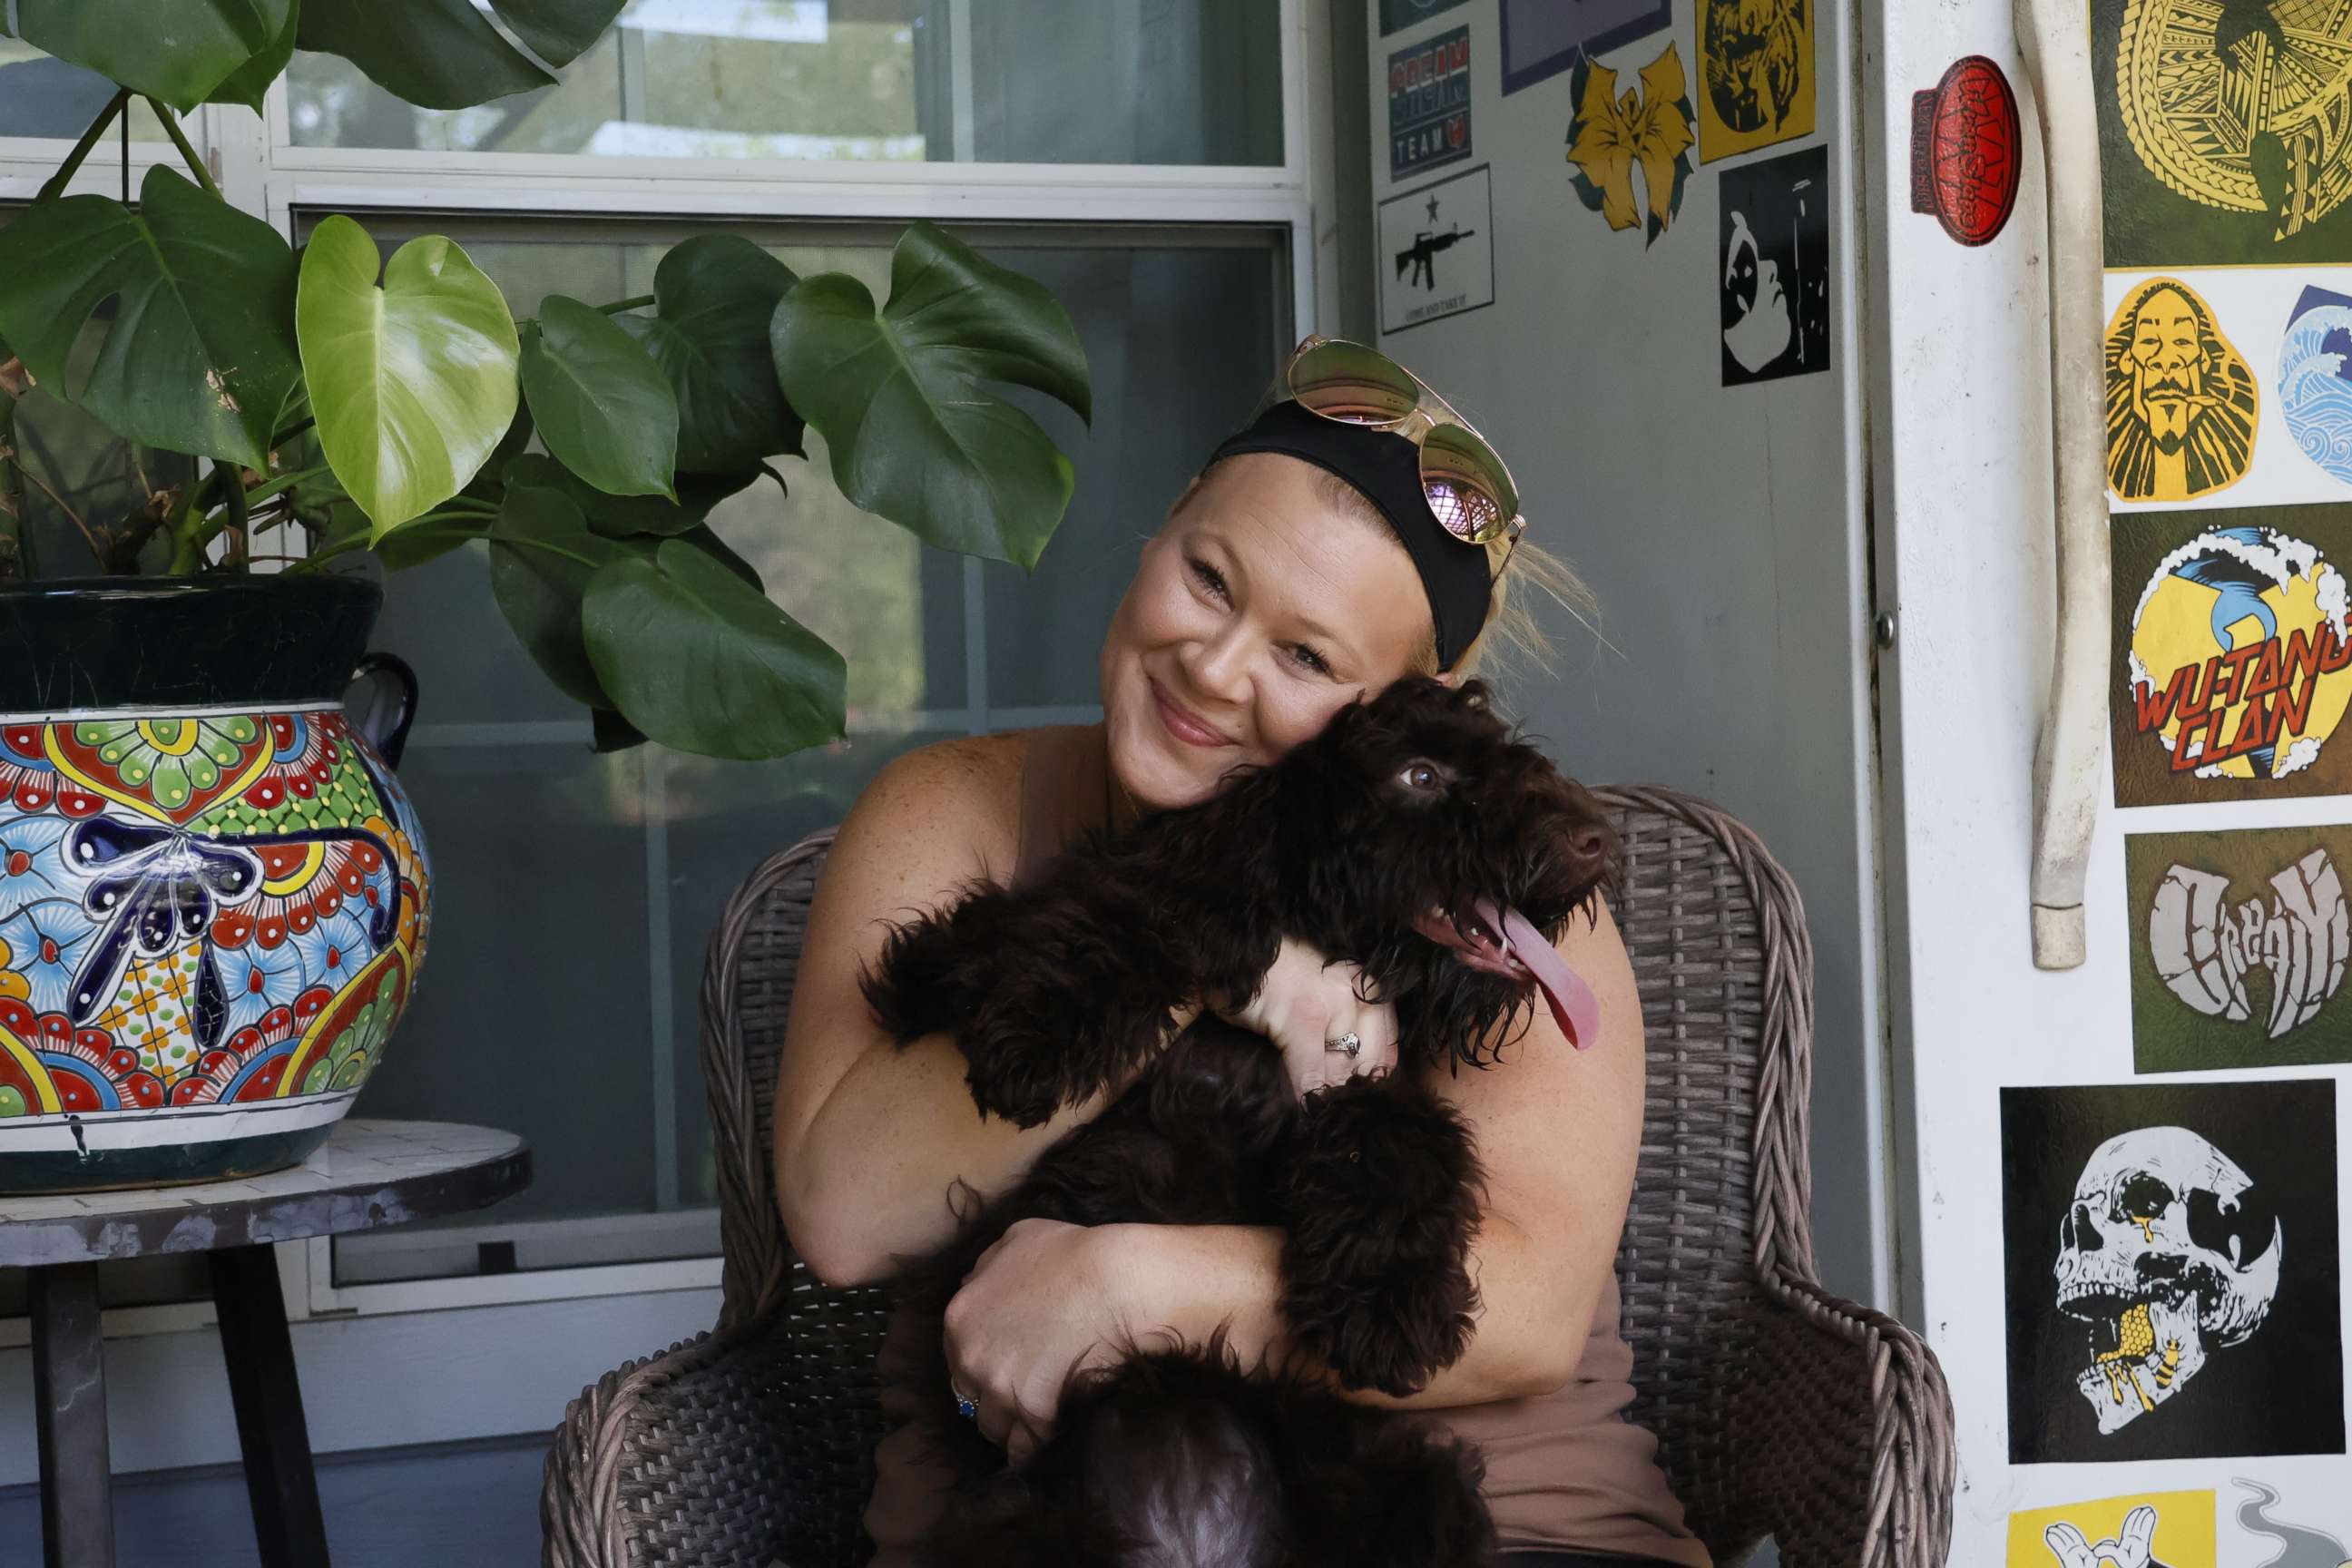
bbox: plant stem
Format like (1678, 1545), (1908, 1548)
(0, 385), (26, 581)
(597, 295), (656, 314)
(272, 414), (318, 446)
(36, 89), (132, 203)
(242, 463), (334, 508)
(162, 464), (230, 574)
(142, 99), (221, 200)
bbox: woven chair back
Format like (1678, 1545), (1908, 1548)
(702, 783), (1816, 1561)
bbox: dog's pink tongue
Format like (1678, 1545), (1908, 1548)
(1472, 897), (1602, 1050)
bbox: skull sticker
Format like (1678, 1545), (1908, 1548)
(2054, 1127), (2281, 1432)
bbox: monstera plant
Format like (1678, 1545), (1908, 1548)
(0, 0), (1093, 761)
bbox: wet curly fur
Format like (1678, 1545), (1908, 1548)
(862, 677), (1619, 1568)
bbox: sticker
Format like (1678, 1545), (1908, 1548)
(1499, 0), (1671, 95)
(2000, 1080), (2342, 1464)
(1696, 0), (1815, 163)
(2127, 825), (2352, 1072)
(2280, 285), (2352, 491)
(2097, 0), (2352, 266)
(2109, 507), (2352, 807)
(2005, 1492), (2216, 1568)
(1719, 142), (1830, 384)
(1909, 55), (2022, 246)
(1388, 24), (1473, 182)
(2103, 278), (2257, 504)
(1377, 163), (1495, 336)
(1564, 41), (1696, 248)
(1380, 0), (1472, 36)
(2231, 1479), (2351, 1567)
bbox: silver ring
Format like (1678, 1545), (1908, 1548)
(953, 1387), (979, 1421)
(1328, 1030), (1362, 1059)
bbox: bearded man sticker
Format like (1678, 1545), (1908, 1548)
(2104, 278), (2259, 503)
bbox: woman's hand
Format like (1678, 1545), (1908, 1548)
(944, 1217), (1144, 1464)
(1214, 936), (1399, 1095)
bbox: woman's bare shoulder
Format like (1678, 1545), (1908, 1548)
(834, 731), (1028, 883)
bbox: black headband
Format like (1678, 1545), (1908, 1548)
(1200, 399), (1493, 670)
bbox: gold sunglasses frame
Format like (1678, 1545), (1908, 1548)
(1283, 334), (1527, 564)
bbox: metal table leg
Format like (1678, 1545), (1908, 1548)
(211, 1243), (331, 1567)
(29, 1260), (114, 1568)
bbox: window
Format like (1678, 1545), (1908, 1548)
(1, 0), (1327, 1319)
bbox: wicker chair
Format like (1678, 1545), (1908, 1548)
(541, 784), (1955, 1568)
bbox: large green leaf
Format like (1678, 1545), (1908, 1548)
(487, 482), (623, 708)
(297, 0), (622, 111)
(769, 220), (1091, 572)
(583, 539), (845, 760)
(504, 454), (753, 539)
(618, 235), (802, 472)
(17, 0), (289, 111)
(519, 296), (678, 500)
(209, 0), (302, 112)
(297, 217), (520, 534)
(0, 166), (299, 469)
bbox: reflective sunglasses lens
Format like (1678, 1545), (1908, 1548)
(1421, 425), (1517, 543)
(1289, 340), (1419, 426)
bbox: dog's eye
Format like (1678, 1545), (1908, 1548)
(1398, 760), (1441, 791)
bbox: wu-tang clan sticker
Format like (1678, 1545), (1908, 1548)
(2000, 1079), (2343, 1465)
(2126, 823), (2352, 1074)
(2109, 509), (2352, 807)
(1696, 0), (1815, 163)
(2005, 1491), (2216, 1568)
(1564, 41), (1696, 248)
(1718, 142), (1830, 384)
(2103, 277), (2258, 504)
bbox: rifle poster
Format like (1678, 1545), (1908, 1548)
(1387, 24), (1473, 181)
(1377, 163), (1494, 336)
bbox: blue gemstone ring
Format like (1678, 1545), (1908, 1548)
(954, 1389), (979, 1421)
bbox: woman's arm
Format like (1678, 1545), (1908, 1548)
(774, 739), (1175, 1287)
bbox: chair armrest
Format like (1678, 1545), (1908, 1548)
(1730, 1279), (1956, 1568)
(540, 1308), (887, 1568)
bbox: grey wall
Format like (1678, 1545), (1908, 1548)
(1356, 0), (1886, 1308)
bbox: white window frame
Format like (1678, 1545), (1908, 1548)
(0, 0), (1344, 1340)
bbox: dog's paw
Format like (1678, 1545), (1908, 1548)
(861, 910), (989, 1045)
(1274, 1079), (1485, 1396)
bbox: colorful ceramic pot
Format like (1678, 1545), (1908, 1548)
(0, 575), (426, 1194)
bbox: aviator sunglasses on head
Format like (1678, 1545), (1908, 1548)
(1282, 335), (1526, 576)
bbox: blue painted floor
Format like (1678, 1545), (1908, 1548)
(0, 1431), (546, 1567)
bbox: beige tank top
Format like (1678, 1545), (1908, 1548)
(861, 728), (1710, 1565)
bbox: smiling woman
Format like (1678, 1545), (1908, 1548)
(774, 341), (1713, 1567)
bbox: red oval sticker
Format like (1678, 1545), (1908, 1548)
(1910, 55), (2022, 247)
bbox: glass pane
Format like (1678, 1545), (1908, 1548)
(0, 42), (175, 141)
(285, 0), (1282, 166)
(977, 240), (1283, 709)
(310, 216), (1284, 1279)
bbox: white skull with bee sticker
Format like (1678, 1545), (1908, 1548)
(2053, 1126), (2282, 1432)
